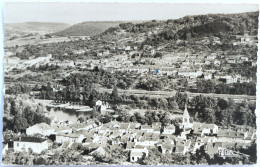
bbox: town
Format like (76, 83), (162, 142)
(2, 9), (258, 165)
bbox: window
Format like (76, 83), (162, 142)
(184, 118), (188, 123)
(17, 143), (19, 146)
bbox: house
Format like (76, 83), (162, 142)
(206, 54), (217, 60)
(227, 59), (236, 64)
(251, 61), (257, 66)
(203, 73), (212, 80)
(192, 122), (218, 136)
(240, 56), (249, 62)
(241, 36), (252, 44)
(238, 77), (252, 83)
(6, 56), (20, 66)
(162, 125), (176, 135)
(129, 123), (141, 130)
(161, 143), (174, 154)
(177, 69), (203, 79)
(214, 74), (238, 84)
(56, 132), (85, 144)
(204, 142), (223, 158)
(90, 146), (106, 156)
(159, 66), (177, 76)
(119, 123), (131, 133)
(96, 100), (103, 106)
(13, 137), (48, 154)
(175, 140), (187, 155)
(130, 146), (149, 162)
(130, 150), (145, 163)
(78, 120), (97, 131)
(126, 141), (136, 150)
(152, 123), (161, 134)
(226, 77), (237, 84)
(136, 136), (154, 147)
(52, 124), (72, 133)
(95, 100), (110, 114)
(216, 128), (249, 143)
(26, 123), (55, 136)
(141, 125), (153, 133)
(191, 136), (217, 153)
(98, 126), (109, 136)
(157, 138), (175, 154)
(83, 137), (94, 145)
(214, 58), (226, 65)
(2, 143), (8, 156)
(213, 37), (221, 44)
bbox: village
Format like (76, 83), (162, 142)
(2, 100), (256, 164)
(2, 9), (258, 165)
(3, 33), (257, 101)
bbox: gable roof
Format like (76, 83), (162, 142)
(15, 137), (47, 143)
(141, 125), (153, 130)
(27, 123), (52, 131)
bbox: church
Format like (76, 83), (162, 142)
(179, 104), (193, 130)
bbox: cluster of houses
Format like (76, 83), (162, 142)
(62, 43), (254, 85)
(5, 33), (256, 87)
(2, 106), (256, 163)
(4, 54), (52, 72)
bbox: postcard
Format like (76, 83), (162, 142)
(1, 1), (258, 165)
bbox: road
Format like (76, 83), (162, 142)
(99, 87), (256, 101)
(5, 81), (256, 101)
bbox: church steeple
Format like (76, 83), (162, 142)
(182, 103), (190, 128)
(183, 103), (190, 118)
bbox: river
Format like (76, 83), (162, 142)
(45, 108), (92, 122)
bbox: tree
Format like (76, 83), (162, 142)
(13, 114), (28, 132)
(111, 86), (119, 102)
(175, 91), (188, 109)
(167, 97), (179, 112)
(217, 99), (228, 110)
(77, 116), (85, 123)
(204, 108), (216, 123)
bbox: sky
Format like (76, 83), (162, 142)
(4, 2), (259, 25)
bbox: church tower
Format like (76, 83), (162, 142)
(182, 104), (192, 129)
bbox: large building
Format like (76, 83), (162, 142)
(13, 137), (48, 154)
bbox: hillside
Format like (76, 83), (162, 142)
(5, 22), (70, 39)
(53, 21), (128, 36)
(98, 11), (258, 46)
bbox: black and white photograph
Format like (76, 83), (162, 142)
(1, 1), (259, 165)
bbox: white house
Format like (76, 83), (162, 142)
(130, 146), (149, 162)
(13, 137), (48, 154)
(56, 132), (85, 144)
(192, 122), (219, 136)
(141, 125), (153, 133)
(163, 125), (176, 135)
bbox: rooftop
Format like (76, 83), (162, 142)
(15, 137), (47, 143)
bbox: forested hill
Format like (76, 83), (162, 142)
(53, 21), (126, 36)
(99, 11), (258, 45)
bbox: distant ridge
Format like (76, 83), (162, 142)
(5, 22), (70, 38)
(53, 21), (126, 36)
(5, 22), (70, 32)
(53, 20), (145, 36)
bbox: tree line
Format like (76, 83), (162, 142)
(3, 94), (51, 132)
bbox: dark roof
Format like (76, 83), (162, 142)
(15, 137), (47, 143)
